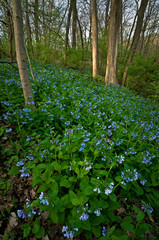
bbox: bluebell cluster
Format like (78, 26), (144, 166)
(79, 212), (89, 221)
(102, 226), (110, 236)
(62, 226), (78, 239)
(105, 182), (114, 195)
(141, 151), (156, 165)
(19, 167), (30, 177)
(17, 198), (41, 219)
(94, 208), (102, 216)
(39, 192), (49, 205)
(142, 204), (153, 213)
(121, 169), (140, 184)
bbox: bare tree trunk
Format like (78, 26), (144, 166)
(34, 0), (39, 43)
(65, 0), (73, 58)
(72, 0), (77, 48)
(77, 16), (84, 49)
(122, 0), (149, 86)
(25, 0), (34, 59)
(125, 3), (138, 52)
(91, 0), (99, 78)
(12, 0), (34, 106)
(105, 0), (110, 32)
(104, 0), (121, 85)
(4, 0), (14, 63)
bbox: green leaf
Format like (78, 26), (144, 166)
(92, 226), (101, 238)
(50, 182), (58, 195)
(23, 225), (31, 238)
(51, 207), (59, 224)
(132, 181), (144, 195)
(69, 190), (80, 206)
(136, 211), (145, 221)
(115, 176), (123, 182)
(120, 222), (135, 232)
(37, 183), (48, 193)
(32, 223), (40, 234)
(8, 165), (19, 175)
(136, 223), (150, 236)
(82, 220), (91, 230)
(60, 176), (72, 188)
(34, 226), (45, 239)
(109, 193), (117, 202)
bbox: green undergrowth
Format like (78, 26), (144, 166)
(0, 62), (159, 239)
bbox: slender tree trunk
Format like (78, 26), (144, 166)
(105, 0), (110, 32)
(12, 0), (34, 106)
(77, 16), (84, 49)
(104, 0), (121, 85)
(91, 0), (99, 78)
(65, 0), (73, 58)
(122, 0), (149, 86)
(5, 0), (14, 63)
(72, 0), (77, 48)
(25, 0), (34, 59)
(34, 0), (39, 43)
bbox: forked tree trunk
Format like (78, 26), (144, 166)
(104, 0), (121, 85)
(91, 0), (99, 78)
(12, 0), (34, 106)
(122, 0), (149, 86)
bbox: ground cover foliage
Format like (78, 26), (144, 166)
(0, 62), (159, 240)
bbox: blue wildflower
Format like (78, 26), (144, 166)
(79, 213), (89, 221)
(6, 128), (12, 133)
(142, 204), (153, 213)
(80, 143), (85, 151)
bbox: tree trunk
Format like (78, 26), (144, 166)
(11, 0), (34, 106)
(122, 0), (149, 86)
(72, 0), (77, 48)
(91, 0), (99, 78)
(25, 0), (34, 59)
(65, 0), (73, 58)
(104, 0), (121, 85)
(105, 0), (110, 32)
(34, 0), (39, 43)
(4, 0), (14, 63)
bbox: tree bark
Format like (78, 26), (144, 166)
(25, 0), (34, 59)
(65, 0), (73, 56)
(105, 0), (110, 32)
(104, 0), (121, 85)
(91, 0), (99, 78)
(72, 0), (77, 48)
(122, 0), (149, 86)
(34, 0), (39, 43)
(12, 0), (34, 106)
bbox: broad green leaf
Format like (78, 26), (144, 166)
(92, 226), (101, 238)
(137, 211), (145, 221)
(120, 222), (135, 232)
(8, 165), (19, 175)
(35, 226), (45, 239)
(32, 223), (40, 234)
(37, 183), (48, 193)
(51, 207), (59, 224)
(109, 193), (117, 202)
(23, 226), (31, 238)
(69, 190), (80, 206)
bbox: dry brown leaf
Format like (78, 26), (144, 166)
(117, 207), (126, 215)
(4, 212), (18, 235)
(42, 235), (50, 240)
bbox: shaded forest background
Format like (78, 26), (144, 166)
(0, 0), (159, 100)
